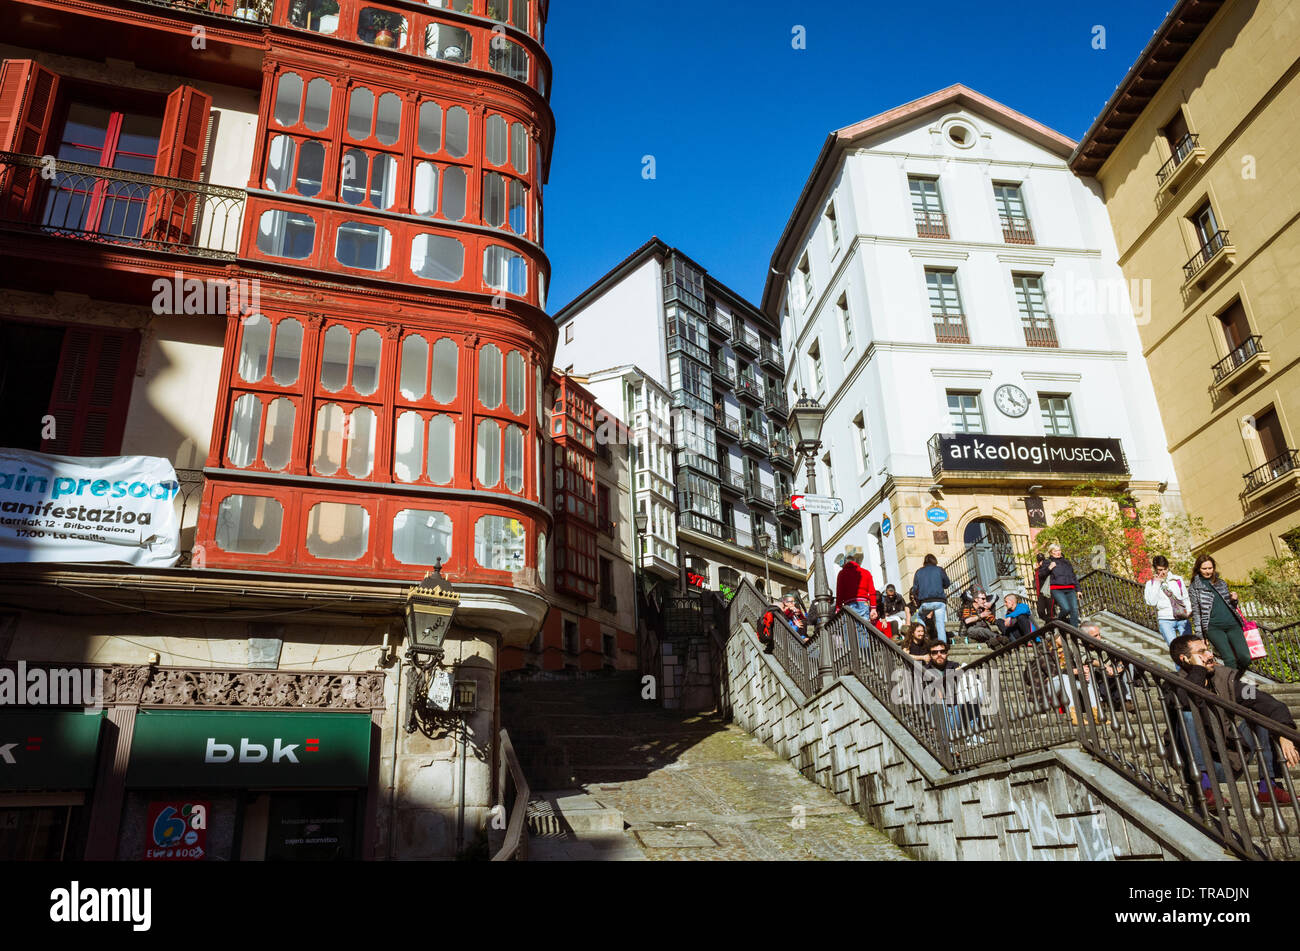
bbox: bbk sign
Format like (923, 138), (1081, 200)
(126, 711), (371, 788)
(0, 712), (105, 791)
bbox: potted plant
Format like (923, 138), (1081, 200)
(234, 0), (272, 22)
(368, 11), (402, 48)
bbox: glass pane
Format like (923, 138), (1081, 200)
(320, 326), (351, 393)
(290, 0), (340, 34)
(441, 166), (466, 220)
(508, 179), (527, 235)
(215, 495), (283, 554)
(238, 313), (271, 383)
(347, 406), (376, 477)
(474, 516), (526, 572)
(425, 24), (472, 64)
(476, 418), (500, 487)
(227, 394), (262, 467)
(428, 414), (455, 485)
(478, 343), (502, 409)
(504, 423), (524, 493)
(375, 93), (401, 145)
(486, 115), (508, 166)
(335, 221), (392, 271)
(352, 328), (382, 396)
(400, 334), (428, 400)
(359, 8), (408, 48)
(395, 411), (424, 481)
(341, 149), (369, 205)
(256, 209), (315, 259)
(411, 233), (464, 283)
(413, 161), (438, 216)
(510, 122), (528, 174)
(271, 318), (303, 385)
(431, 338), (458, 403)
(484, 245), (526, 295)
(274, 72), (303, 127)
(296, 140), (325, 197)
(261, 397), (296, 471)
(417, 101), (442, 154)
(445, 106), (469, 158)
(347, 87), (374, 140)
(265, 135), (295, 192)
(510, 0), (527, 31)
(304, 78), (332, 132)
(313, 403), (345, 475)
(306, 502), (370, 560)
(505, 350), (525, 415)
(483, 172), (506, 228)
(393, 509), (452, 566)
(370, 154), (398, 209)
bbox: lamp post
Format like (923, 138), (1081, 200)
(755, 530), (773, 602)
(789, 390), (834, 686)
(402, 561), (461, 733)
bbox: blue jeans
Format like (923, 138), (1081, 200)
(919, 601), (947, 643)
(1051, 589), (1079, 625)
(1158, 618), (1191, 645)
(1179, 712), (1281, 783)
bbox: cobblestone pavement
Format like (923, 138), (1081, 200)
(508, 674), (908, 861)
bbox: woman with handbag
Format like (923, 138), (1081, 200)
(1034, 553), (1055, 624)
(1188, 554), (1252, 671)
(1144, 555), (1192, 645)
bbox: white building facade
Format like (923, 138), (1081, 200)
(764, 86), (1179, 597)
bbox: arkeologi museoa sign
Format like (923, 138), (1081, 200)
(932, 434), (1128, 476)
(0, 447), (182, 566)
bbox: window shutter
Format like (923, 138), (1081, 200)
(143, 85), (212, 246)
(42, 327), (140, 457)
(0, 59), (62, 220)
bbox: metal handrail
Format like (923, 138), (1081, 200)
(914, 210), (949, 238)
(999, 214), (1035, 245)
(1212, 335), (1265, 383)
(750, 604), (1300, 859)
(1243, 449), (1299, 495)
(765, 392), (789, 418)
(1157, 133), (1201, 187)
(490, 728), (530, 861)
(1023, 322), (1059, 348)
(0, 151), (245, 259)
(1075, 568), (1160, 632)
(933, 313), (969, 344)
(1183, 229), (1231, 282)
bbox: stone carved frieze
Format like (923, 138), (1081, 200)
(103, 665), (385, 710)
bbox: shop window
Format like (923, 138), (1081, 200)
(335, 221), (392, 271)
(479, 344), (502, 409)
(410, 233), (464, 283)
(505, 350), (526, 415)
(214, 495), (283, 554)
(475, 515), (526, 571)
(256, 209), (316, 259)
(340, 150), (397, 209)
(358, 9), (409, 50)
(306, 502), (370, 560)
(393, 509), (453, 566)
(425, 24), (472, 64)
(477, 418), (501, 487)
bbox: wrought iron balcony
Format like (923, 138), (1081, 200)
(735, 375), (764, 404)
(741, 425), (769, 453)
(708, 308), (733, 336)
(771, 440), (796, 470)
(1023, 322), (1059, 348)
(1156, 133), (1201, 188)
(712, 355), (735, 385)
(933, 314), (970, 344)
(760, 341), (783, 371)
(1000, 215), (1035, 245)
(1212, 335), (1266, 384)
(718, 464), (746, 494)
(1183, 229), (1232, 283)
(733, 322), (760, 355)
(0, 151), (244, 260)
(765, 391), (789, 419)
(915, 210), (949, 239)
(1243, 449), (1299, 496)
(715, 412), (740, 440)
(745, 479), (777, 508)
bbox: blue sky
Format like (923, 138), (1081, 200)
(541, 0), (1174, 311)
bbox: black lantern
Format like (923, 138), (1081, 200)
(789, 389), (827, 454)
(404, 560), (460, 671)
(634, 511), (649, 536)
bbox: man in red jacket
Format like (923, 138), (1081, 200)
(835, 548), (877, 615)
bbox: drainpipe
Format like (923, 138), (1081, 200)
(387, 655), (402, 861)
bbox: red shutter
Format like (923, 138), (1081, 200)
(0, 59), (61, 220)
(42, 327), (140, 457)
(143, 85), (212, 246)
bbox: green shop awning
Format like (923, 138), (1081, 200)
(0, 710), (105, 790)
(127, 710), (371, 789)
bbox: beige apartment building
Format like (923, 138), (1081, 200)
(1070, 0), (1300, 575)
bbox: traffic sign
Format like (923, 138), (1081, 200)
(881, 516), (892, 536)
(790, 494), (843, 515)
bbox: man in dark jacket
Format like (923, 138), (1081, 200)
(911, 554), (951, 644)
(920, 641), (963, 740)
(1168, 634), (1298, 810)
(1044, 544), (1079, 625)
(1000, 593), (1034, 642)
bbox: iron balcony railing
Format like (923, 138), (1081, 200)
(760, 341), (783, 369)
(933, 313), (970, 344)
(740, 424), (768, 452)
(735, 374), (764, 403)
(1253, 621), (1300, 685)
(715, 413), (741, 440)
(1183, 229), (1231, 282)
(1023, 321), (1059, 348)
(744, 479), (777, 508)
(1243, 449), (1299, 495)
(1000, 214), (1035, 245)
(0, 152), (245, 260)
(1212, 335), (1265, 384)
(709, 308), (733, 336)
(770, 440), (796, 469)
(1075, 569), (1160, 632)
(914, 210), (949, 238)
(712, 356), (735, 385)
(733, 322), (760, 355)
(718, 464), (746, 494)
(1157, 133), (1201, 187)
(765, 391), (789, 418)
(748, 602), (1300, 860)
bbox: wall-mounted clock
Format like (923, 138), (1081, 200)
(994, 384), (1030, 418)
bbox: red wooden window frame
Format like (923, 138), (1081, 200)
(0, 59), (61, 220)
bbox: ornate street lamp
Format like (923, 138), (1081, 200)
(755, 530), (773, 601)
(403, 561), (461, 732)
(789, 390), (835, 685)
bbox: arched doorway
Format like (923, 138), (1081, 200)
(963, 517), (1013, 592)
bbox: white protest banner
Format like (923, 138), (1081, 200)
(0, 448), (181, 567)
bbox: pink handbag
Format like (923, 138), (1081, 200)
(1242, 621), (1267, 659)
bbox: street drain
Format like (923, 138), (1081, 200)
(635, 827), (719, 849)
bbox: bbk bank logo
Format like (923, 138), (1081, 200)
(0, 731), (43, 768)
(203, 735), (321, 764)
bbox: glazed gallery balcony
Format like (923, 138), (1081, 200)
(0, 152), (245, 259)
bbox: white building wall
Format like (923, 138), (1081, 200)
(554, 257), (667, 387)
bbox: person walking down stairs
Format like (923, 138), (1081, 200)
(1189, 554), (1252, 672)
(1144, 554), (1192, 646)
